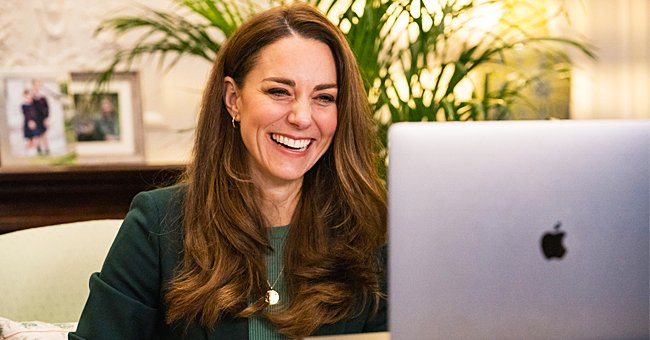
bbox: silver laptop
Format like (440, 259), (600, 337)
(388, 120), (649, 340)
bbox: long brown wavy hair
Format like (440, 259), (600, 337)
(165, 3), (387, 338)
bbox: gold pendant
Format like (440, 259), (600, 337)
(266, 289), (280, 305)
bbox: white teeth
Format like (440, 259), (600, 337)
(272, 134), (311, 150)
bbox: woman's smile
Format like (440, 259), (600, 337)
(270, 133), (312, 152)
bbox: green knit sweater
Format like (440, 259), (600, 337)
(249, 225), (289, 340)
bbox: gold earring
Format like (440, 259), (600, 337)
(231, 116), (238, 129)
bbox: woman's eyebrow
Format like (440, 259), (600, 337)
(263, 77), (295, 86)
(314, 83), (338, 91)
(263, 77), (337, 91)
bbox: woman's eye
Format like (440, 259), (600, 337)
(316, 94), (336, 103)
(267, 88), (290, 97)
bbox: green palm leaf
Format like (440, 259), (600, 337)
(93, 0), (596, 177)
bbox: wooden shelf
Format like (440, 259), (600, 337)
(0, 164), (185, 234)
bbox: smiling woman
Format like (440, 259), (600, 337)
(70, 3), (387, 340)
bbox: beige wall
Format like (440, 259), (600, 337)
(1, 0), (648, 164)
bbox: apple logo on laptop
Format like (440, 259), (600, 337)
(541, 221), (567, 260)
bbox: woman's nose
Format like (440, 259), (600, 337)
(287, 99), (312, 129)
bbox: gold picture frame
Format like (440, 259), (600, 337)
(69, 71), (145, 164)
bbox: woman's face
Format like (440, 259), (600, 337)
(224, 36), (338, 188)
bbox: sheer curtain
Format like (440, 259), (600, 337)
(569, 0), (650, 119)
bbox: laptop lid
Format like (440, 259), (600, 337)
(388, 120), (649, 339)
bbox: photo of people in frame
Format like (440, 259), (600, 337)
(73, 93), (121, 142)
(2, 77), (67, 159)
(67, 71), (144, 163)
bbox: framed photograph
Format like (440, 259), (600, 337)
(69, 71), (144, 163)
(0, 69), (70, 166)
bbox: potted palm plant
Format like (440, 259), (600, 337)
(95, 0), (595, 174)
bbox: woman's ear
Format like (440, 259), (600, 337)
(223, 76), (240, 120)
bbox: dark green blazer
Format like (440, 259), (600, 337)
(69, 186), (387, 339)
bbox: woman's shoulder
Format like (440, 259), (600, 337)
(126, 184), (186, 233)
(133, 184), (186, 210)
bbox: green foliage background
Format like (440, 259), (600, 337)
(95, 0), (595, 175)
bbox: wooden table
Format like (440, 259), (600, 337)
(0, 164), (185, 234)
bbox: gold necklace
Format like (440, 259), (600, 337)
(265, 266), (285, 305)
